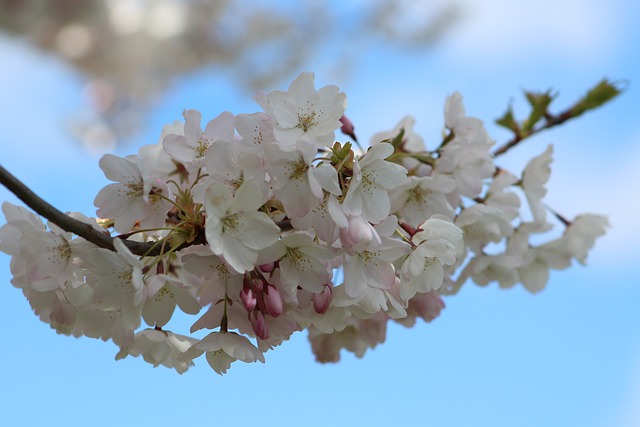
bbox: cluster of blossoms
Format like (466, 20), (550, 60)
(0, 72), (608, 374)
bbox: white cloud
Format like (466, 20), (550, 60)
(442, 0), (619, 64)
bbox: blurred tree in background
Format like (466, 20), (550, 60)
(0, 0), (458, 150)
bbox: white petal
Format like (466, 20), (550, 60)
(236, 212), (280, 250)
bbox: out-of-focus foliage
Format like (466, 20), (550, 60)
(0, 0), (458, 150)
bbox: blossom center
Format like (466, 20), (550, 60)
(296, 110), (318, 132)
(125, 182), (144, 198)
(155, 284), (175, 302)
(195, 137), (211, 158)
(409, 186), (426, 203)
(286, 247), (311, 271)
(222, 213), (241, 231)
(286, 159), (309, 181)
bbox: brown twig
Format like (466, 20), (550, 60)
(0, 164), (196, 256)
(492, 110), (573, 157)
(0, 164), (292, 257)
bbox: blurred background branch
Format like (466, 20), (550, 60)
(0, 0), (459, 151)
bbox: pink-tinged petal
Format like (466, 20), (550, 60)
(327, 195), (348, 229)
(203, 111), (235, 142)
(221, 234), (257, 274)
(99, 154), (141, 183)
(519, 259), (549, 294)
(206, 351), (233, 375)
(313, 163), (341, 195)
(230, 179), (266, 213)
(368, 160), (408, 189)
(234, 112), (275, 147)
(287, 72), (318, 105)
(267, 92), (298, 128)
(94, 183), (145, 233)
(204, 184), (234, 220)
(360, 142), (394, 167)
(206, 140), (238, 180)
(342, 185), (363, 217)
(142, 290), (176, 328)
(236, 212), (280, 250)
(421, 262), (444, 292)
(379, 239), (411, 262)
(183, 109), (203, 142)
(205, 222), (224, 255)
(404, 251), (426, 279)
(279, 179), (317, 218)
(361, 187), (390, 224)
(256, 240), (287, 264)
(344, 256), (366, 298)
(307, 168), (323, 199)
(162, 134), (191, 162)
(367, 262), (396, 289)
(190, 305), (222, 333)
(174, 288), (202, 315)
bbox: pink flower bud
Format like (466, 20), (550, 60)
(339, 215), (380, 253)
(240, 287), (257, 312)
(251, 277), (264, 292)
(339, 115), (357, 142)
(264, 285), (283, 317)
(249, 310), (269, 340)
(312, 284), (332, 314)
(259, 262), (275, 273)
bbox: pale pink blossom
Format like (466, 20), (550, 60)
(94, 154), (172, 233)
(180, 331), (265, 375)
(163, 109), (235, 169)
(261, 72), (347, 148)
(343, 143), (408, 224)
(116, 329), (198, 374)
(204, 179), (280, 273)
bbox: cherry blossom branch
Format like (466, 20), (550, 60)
(492, 110), (573, 157)
(0, 164), (201, 256)
(0, 164), (291, 257)
(492, 78), (623, 157)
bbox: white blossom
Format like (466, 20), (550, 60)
(180, 331), (265, 375)
(94, 154), (173, 233)
(343, 143), (408, 224)
(163, 109), (235, 170)
(116, 329), (199, 374)
(204, 179), (280, 273)
(522, 144), (554, 227)
(262, 72), (347, 148)
(399, 215), (463, 300)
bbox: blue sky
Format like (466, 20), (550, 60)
(1, 1), (639, 426)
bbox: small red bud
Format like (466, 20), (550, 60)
(240, 287), (257, 311)
(312, 284), (333, 314)
(259, 262), (275, 273)
(339, 115), (357, 142)
(264, 285), (283, 317)
(249, 310), (269, 340)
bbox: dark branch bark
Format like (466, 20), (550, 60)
(0, 164), (193, 256)
(0, 164), (291, 258)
